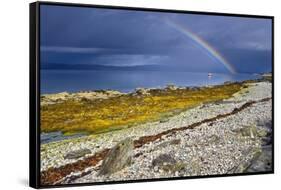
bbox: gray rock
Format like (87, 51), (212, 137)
(152, 154), (186, 173)
(234, 125), (258, 139)
(256, 119), (272, 129)
(135, 88), (150, 96)
(234, 124), (271, 141)
(98, 137), (134, 176)
(246, 145), (272, 172)
(152, 154), (176, 167)
(64, 149), (91, 160)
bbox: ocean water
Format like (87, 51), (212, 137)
(40, 70), (260, 94)
(41, 131), (86, 144)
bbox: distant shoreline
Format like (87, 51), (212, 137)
(40, 75), (272, 141)
(40, 71), (267, 95)
(41, 75), (266, 97)
(40, 75), (270, 105)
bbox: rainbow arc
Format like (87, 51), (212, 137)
(165, 19), (236, 74)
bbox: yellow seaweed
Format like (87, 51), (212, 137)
(41, 83), (242, 135)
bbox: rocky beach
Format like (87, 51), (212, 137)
(40, 78), (273, 186)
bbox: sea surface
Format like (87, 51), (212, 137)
(41, 70), (261, 94)
(40, 70), (261, 143)
(41, 131), (86, 144)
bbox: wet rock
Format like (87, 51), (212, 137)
(98, 138), (134, 176)
(64, 149), (91, 160)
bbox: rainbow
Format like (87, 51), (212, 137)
(165, 19), (236, 74)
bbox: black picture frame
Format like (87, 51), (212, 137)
(29, 1), (274, 189)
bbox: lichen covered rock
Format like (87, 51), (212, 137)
(98, 138), (134, 176)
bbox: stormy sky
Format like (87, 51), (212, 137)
(40, 5), (272, 74)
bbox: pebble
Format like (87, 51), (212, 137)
(42, 82), (272, 184)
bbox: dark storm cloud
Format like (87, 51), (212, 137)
(40, 5), (272, 73)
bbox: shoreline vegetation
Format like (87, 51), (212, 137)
(41, 81), (245, 135)
(41, 73), (271, 136)
(40, 73), (272, 185)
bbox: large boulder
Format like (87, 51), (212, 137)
(98, 138), (134, 176)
